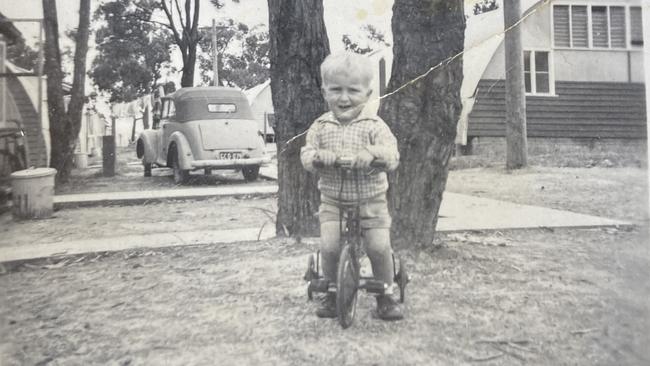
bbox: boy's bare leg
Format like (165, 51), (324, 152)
(365, 228), (404, 320)
(319, 221), (341, 282)
(364, 228), (394, 292)
(315, 221), (341, 318)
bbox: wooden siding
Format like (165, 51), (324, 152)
(467, 80), (647, 139)
(7, 75), (47, 167)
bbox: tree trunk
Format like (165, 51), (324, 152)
(268, 0), (330, 237)
(378, 0), (465, 249)
(44, 0), (91, 183)
(43, 0), (68, 179)
(504, 0), (528, 169)
(180, 42), (197, 87)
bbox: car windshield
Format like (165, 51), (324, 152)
(208, 103), (236, 113)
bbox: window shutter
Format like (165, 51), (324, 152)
(592, 6), (609, 48)
(553, 5), (570, 47)
(571, 6), (588, 47)
(630, 6), (644, 46)
(609, 7), (626, 48)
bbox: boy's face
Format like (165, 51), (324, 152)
(322, 72), (372, 123)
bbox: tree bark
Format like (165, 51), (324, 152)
(504, 0), (528, 169)
(45, 0), (91, 183)
(378, 0), (465, 248)
(43, 1), (68, 177)
(180, 42), (197, 87)
(268, 0), (330, 237)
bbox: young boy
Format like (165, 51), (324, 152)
(300, 52), (403, 321)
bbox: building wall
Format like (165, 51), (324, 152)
(467, 79), (647, 139)
(481, 0), (645, 83)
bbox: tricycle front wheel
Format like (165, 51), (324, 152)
(336, 245), (359, 329)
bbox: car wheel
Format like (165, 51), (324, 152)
(204, 168), (212, 176)
(172, 153), (189, 184)
(242, 165), (260, 182)
(144, 162), (152, 177)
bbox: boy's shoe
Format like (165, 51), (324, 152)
(375, 295), (404, 321)
(316, 293), (337, 318)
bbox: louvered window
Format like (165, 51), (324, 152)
(553, 4), (643, 49)
(592, 6), (609, 47)
(630, 6), (644, 47)
(609, 7), (626, 48)
(571, 6), (588, 47)
(553, 6), (570, 47)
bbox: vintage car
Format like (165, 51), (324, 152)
(136, 87), (270, 183)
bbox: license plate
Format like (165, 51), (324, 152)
(219, 152), (242, 160)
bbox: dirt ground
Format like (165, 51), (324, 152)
(0, 158), (649, 365)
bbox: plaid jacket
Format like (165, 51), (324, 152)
(301, 108), (399, 201)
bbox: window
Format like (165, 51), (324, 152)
(524, 51), (551, 95)
(630, 6), (644, 46)
(207, 103), (236, 113)
(162, 100), (175, 118)
(591, 6), (609, 47)
(609, 7), (626, 48)
(168, 101), (175, 117)
(553, 5), (643, 49)
(571, 6), (588, 47)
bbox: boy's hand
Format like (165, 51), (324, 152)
(316, 150), (337, 167)
(353, 149), (375, 169)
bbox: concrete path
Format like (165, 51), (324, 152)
(438, 192), (628, 231)
(54, 184), (278, 208)
(0, 226), (277, 263)
(0, 187), (630, 263)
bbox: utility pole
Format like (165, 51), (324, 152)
(643, 2), (649, 200)
(504, 0), (528, 169)
(212, 19), (219, 86)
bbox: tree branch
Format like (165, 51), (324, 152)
(174, 0), (186, 32)
(184, 0), (191, 32)
(191, 0), (200, 35)
(122, 12), (173, 31)
(161, 0), (183, 50)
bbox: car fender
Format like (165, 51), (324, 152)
(137, 130), (158, 164)
(168, 132), (194, 170)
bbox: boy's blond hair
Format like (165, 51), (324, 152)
(320, 52), (374, 87)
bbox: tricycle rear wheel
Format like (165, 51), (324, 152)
(242, 165), (260, 182)
(393, 256), (409, 303)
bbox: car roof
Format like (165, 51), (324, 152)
(163, 87), (246, 102)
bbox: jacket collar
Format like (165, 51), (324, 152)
(316, 104), (379, 126)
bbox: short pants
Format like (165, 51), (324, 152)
(319, 193), (392, 229)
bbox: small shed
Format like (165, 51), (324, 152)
(243, 80), (275, 142)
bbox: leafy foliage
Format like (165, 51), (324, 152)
(473, 0), (499, 15)
(89, 0), (173, 103)
(6, 41), (39, 71)
(342, 24), (390, 54)
(197, 20), (269, 89)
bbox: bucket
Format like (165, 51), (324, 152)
(74, 153), (88, 168)
(10, 168), (57, 219)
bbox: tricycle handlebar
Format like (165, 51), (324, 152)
(313, 157), (387, 169)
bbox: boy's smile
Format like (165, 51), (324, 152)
(322, 72), (372, 123)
